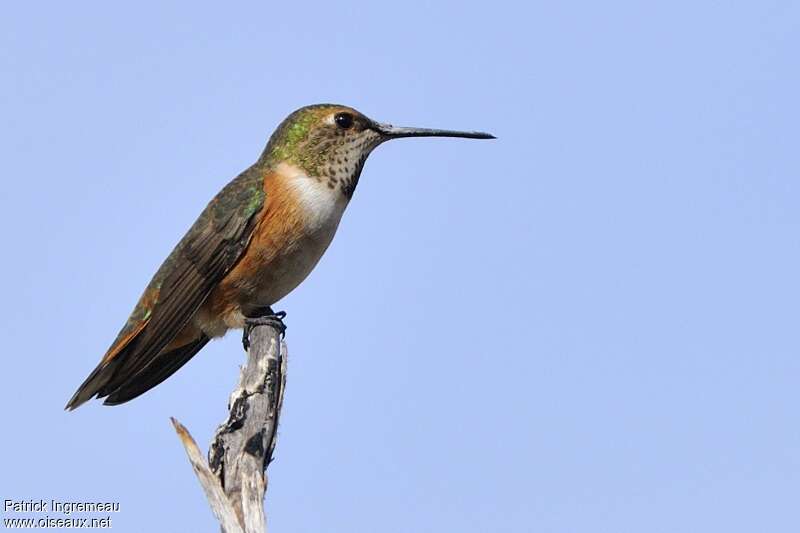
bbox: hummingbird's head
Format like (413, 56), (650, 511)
(260, 104), (494, 197)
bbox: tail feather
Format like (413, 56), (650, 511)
(64, 358), (123, 410)
(65, 335), (210, 410)
(104, 335), (209, 405)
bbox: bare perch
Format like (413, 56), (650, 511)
(172, 322), (288, 533)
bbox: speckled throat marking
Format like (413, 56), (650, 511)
(259, 104), (384, 199)
(311, 128), (382, 198)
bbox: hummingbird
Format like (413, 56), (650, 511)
(66, 104), (494, 409)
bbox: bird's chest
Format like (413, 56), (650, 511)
(241, 169), (349, 305)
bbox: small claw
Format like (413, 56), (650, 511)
(242, 310), (287, 350)
(242, 328), (251, 351)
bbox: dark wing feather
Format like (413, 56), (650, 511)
(65, 166), (266, 409)
(102, 334), (210, 405)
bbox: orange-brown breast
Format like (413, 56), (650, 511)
(196, 163), (348, 337)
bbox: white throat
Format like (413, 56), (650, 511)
(275, 162), (349, 234)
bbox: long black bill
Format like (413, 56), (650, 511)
(374, 123), (495, 140)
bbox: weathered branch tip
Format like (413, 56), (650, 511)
(172, 321), (287, 533)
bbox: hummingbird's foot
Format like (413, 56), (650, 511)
(242, 308), (287, 350)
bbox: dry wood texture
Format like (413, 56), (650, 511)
(172, 322), (287, 533)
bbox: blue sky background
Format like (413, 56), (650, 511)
(1, 1), (799, 531)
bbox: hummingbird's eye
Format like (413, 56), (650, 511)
(334, 112), (354, 130)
